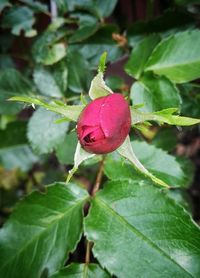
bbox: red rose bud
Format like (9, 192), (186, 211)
(77, 93), (131, 154)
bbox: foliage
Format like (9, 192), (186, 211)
(0, 1), (200, 277)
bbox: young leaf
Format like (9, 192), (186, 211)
(117, 136), (169, 188)
(9, 96), (84, 121)
(50, 263), (110, 278)
(98, 52), (107, 73)
(28, 108), (69, 154)
(84, 180), (200, 277)
(131, 107), (200, 126)
(145, 30), (200, 83)
(0, 182), (88, 278)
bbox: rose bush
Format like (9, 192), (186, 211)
(77, 93), (131, 154)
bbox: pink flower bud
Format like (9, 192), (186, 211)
(77, 93), (131, 154)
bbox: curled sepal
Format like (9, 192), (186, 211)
(66, 142), (95, 183)
(117, 136), (170, 188)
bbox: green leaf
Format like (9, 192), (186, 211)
(105, 75), (124, 91)
(167, 189), (193, 213)
(145, 30), (200, 83)
(0, 54), (14, 69)
(117, 136), (169, 188)
(0, 182), (88, 278)
(131, 140), (186, 187)
(127, 10), (195, 47)
(89, 72), (112, 100)
(56, 132), (78, 165)
(84, 180), (200, 277)
(67, 51), (92, 93)
(0, 0), (11, 12)
(130, 74), (181, 113)
(125, 34), (160, 79)
(69, 13), (99, 43)
(50, 263), (110, 278)
(28, 108), (69, 154)
(32, 27), (67, 65)
(9, 96), (84, 121)
(19, 0), (48, 13)
(152, 128), (177, 151)
(0, 69), (34, 115)
(33, 66), (63, 98)
(0, 121), (38, 171)
(107, 139), (186, 187)
(70, 25), (123, 70)
(131, 107), (200, 126)
(180, 84), (200, 118)
(62, 0), (117, 19)
(2, 6), (37, 37)
(52, 60), (68, 94)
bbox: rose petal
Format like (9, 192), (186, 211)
(78, 97), (105, 127)
(100, 93), (131, 138)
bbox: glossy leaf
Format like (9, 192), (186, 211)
(33, 66), (63, 98)
(145, 30), (200, 83)
(2, 6), (37, 37)
(0, 121), (38, 171)
(50, 263), (110, 278)
(131, 107), (200, 126)
(84, 180), (200, 277)
(0, 69), (34, 115)
(28, 108), (69, 154)
(130, 74), (181, 112)
(9, 96), (84, 121)
(125, 34), (160, 79)
(0, 182), (88, 278)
